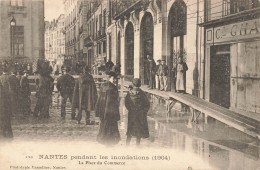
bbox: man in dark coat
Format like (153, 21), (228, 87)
(95, 71), (120, 145)
(0, 65), (13, 139)
(56, 67), (75, 119)
(20, 70), (31, 115)
(147, 55), (156, 89)
(125, 78), (150, 146)
(9, 68), (20, 115)
(34, 71), (54, 118)
(72, 66), (97, 124)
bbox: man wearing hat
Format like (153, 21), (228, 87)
(125, 78), (150, 146)
(96, 71), (120, 145)
(159, 60), (169, 91)
(72, 65), (97, 124)
(20, 70), (31, 115)
(155, 59), (161, 90)
(9, 68), (20, 115)
(33, 67), (54, 118)
(0, 64), (13, 138)
(56, 67), (75, 119)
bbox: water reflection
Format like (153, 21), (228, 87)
(144, 93), (260, 170)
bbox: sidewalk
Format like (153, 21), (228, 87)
(123, 81), (260, 139)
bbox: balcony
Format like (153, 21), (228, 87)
(207, 0), (260, 21)
(200, 0), (260, 27)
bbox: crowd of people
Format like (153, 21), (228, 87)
(0, 60), (150, 146)
(0, 55), (187, 145)
(145, 55), (188, 93)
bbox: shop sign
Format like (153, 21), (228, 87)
(206, 19), (260, 43)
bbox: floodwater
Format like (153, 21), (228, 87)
(10, 91), (260, 170)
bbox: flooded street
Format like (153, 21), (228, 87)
(10, 92), (260, 170)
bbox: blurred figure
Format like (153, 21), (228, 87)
(96, 71), (120, 145)
(112, 61), (121, 87)
(105, 60), (114, 73)
(159, 60), (169, 91)
(56, 67), (75, 119)
(34, 68), (54, 118)
(147, 55), (156, 89)
(0, 64), (13, 139)
(155, 60), (161, 90)
(125, 78), (150, 146)
(176, 57), (188, 93)
(20, 70), (31, 115)
(72, 66), (97, 124)
(9, 68), (20, 115)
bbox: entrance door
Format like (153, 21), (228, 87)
(140, 12), (154, 85)
(210, 45), (230, 108)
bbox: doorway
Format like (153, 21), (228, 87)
(140, 12), (154, 85)
(210, 45), (230, 108)
(125, 22), (134, 77)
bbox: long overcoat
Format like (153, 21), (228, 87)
(95, 81), (120, 144)
(125, 87), (150, 138)
(0, 74), (13, 138)
(72, 73), (97, 111)
(9, 74), (20, 114)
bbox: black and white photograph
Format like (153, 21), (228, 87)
(0, 0), (260, 169)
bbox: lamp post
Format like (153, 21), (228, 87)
(10, 16), (16, 58)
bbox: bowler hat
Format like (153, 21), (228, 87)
(132, 78), (141, 87)
(107, 71), (116, 78)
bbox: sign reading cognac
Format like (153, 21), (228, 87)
(211, 19), (260, 43)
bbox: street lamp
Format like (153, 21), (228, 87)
(10, 16), (16, 58)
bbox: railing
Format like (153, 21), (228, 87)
(208, 0), (260, 21)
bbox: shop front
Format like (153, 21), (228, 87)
(205, 18), (260, 113)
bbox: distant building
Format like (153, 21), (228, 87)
(45, 14), (65, 69)
(0, 0), (44, 63)
(84, 0), (108, 70)
(64, 0), (89, 69)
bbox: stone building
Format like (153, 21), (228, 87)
(45, 14), (65, 68)
(108, 0), (205, 93)
(0, 0), (45, 63)
(64, 0), (88, 68)
(200, 0), (260, 114)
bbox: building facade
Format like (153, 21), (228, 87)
(64, 0), (89, 69)
(0, 0), (44, 63)
(200, 0), (260, 113)
(83, 0), (109, 71)
(45, 14), (65, 67)
(108, 0), (205, 94)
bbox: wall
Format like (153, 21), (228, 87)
(0, 0), (44, 62)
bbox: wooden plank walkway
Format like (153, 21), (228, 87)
(27, 75), (260, 139)
(123, 81), (260, 139)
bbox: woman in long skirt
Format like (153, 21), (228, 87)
(95, 71), (120, 145)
